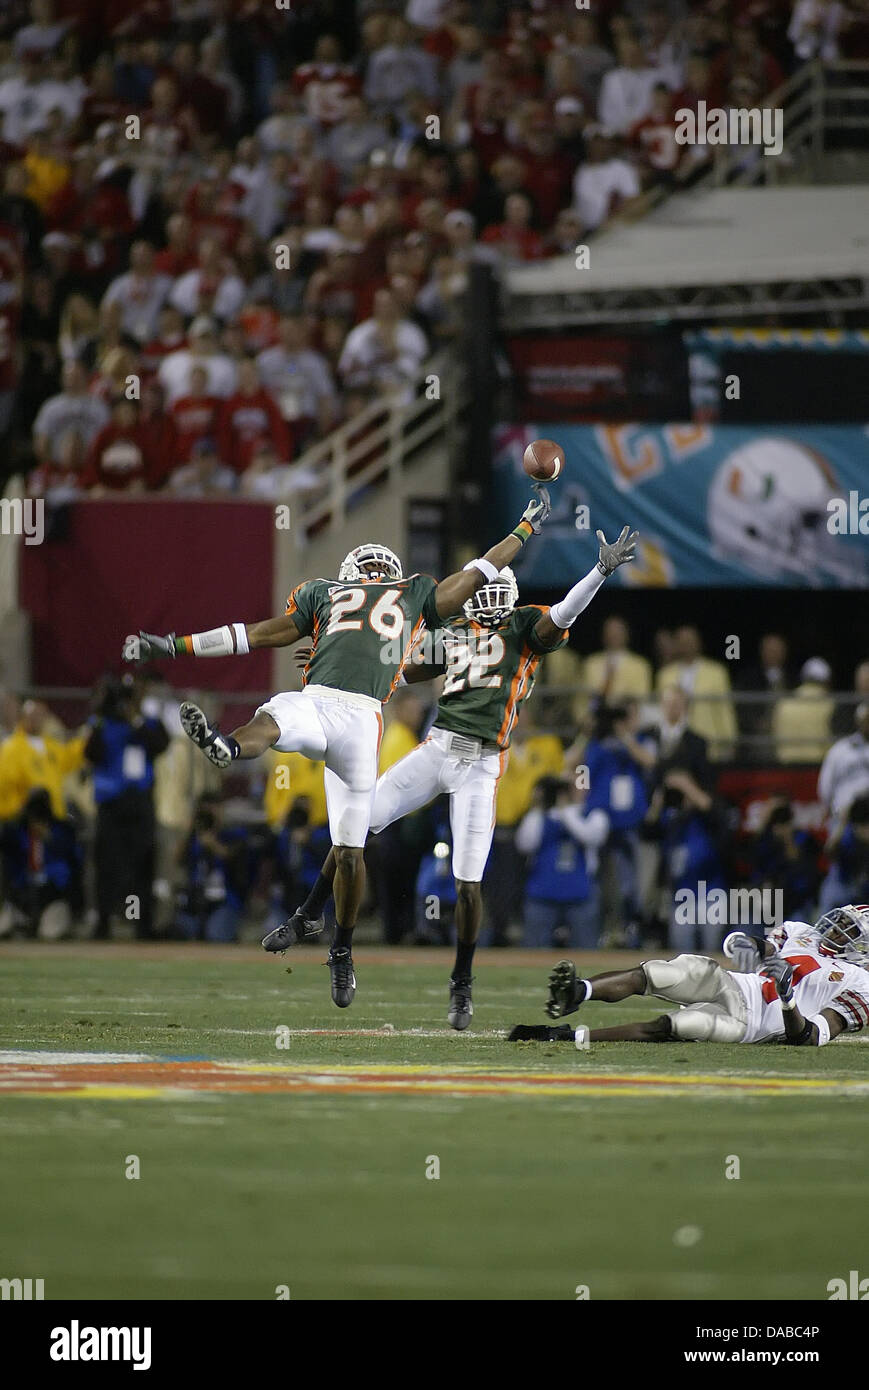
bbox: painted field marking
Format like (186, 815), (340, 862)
(0, 1052), (866, 1101)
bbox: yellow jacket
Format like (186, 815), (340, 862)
(583, 649), (653, 702)
(264, 750), (328, 829)
(23, 151), (70, 209)
(379, 720), (417, 774)
(539, 645), (587, 726)
(656, 659), (737, 759)
(772, 683), (834, 765)
(495, 734), (564, 826)
(154, 735), (221, 831)
(0, 726), (86, 820)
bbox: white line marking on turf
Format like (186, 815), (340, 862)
(208, 1027), (506, 1038)
(0, 1050), (154, 1064)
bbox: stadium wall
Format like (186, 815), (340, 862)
(18, 499), (276, 696)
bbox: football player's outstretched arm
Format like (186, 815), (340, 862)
(533, 525), (638, 646)
(432, 490), (551, 620)
(125, 614), (302, 662)
(758, 955), (847, 1046)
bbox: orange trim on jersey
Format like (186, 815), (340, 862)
(526, 603), (569, 646)
(496, 650), (539, 748)
(384, 614), (425, 703)
(491, 748), (508, 826)
(179, 635), (194, 654)
(285, 581), (305, 617)
(301, 613), (320, 687)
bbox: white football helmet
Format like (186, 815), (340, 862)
(463, 566), (519, 626)
(814, 904), (869, 967)
(707, 439), (863, 585)
(338, 542), (403, 583)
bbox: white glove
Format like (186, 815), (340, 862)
(722, 931), (762, 974)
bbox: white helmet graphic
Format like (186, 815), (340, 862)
(463, 566), (519, 626)
(338, 542), (403, 583)
(707, 438), (861, 584)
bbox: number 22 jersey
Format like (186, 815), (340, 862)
(433, 606), (568, 751)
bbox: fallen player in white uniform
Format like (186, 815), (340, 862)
(508, 904), (869, 1048)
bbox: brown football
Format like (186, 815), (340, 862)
(523, 438), (564, 481)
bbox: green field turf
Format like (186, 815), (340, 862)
(1, 944), (867, 1301)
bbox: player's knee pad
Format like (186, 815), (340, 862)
(670, 1005), (745, 1043)
(642, 954), (715, 1002)
(642, 959), (677, 995)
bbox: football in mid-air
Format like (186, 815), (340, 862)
(523, 438), (564, 481)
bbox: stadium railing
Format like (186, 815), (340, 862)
(696, 60), (869, 187)
(287, 348), (470, 544)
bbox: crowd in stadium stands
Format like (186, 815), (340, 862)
(1, 0), (867, 494)
(1, 630), (868, 946)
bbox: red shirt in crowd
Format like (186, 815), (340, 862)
(630, 112), (682, 172)
(81, 422), (158, 490)
(217, 389), (291, 473)
(238, 305), (280, 354)
(0, 297), (20, 392)
(479, 222), (545, 260)
(139, 410), (178, 488)
(140, 331), (186, 377)
(292, 62), (361, 126)
(169, 393), (222, 462)
(521, 151), (575, 228)
(152, 245), (197, 277)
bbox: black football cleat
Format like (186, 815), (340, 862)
(448, 976), (473, 1031)
(262, 910), (326, 953)
(179, 702), (234, 769)
(508, 1024), (575, 1042)
(545, 959), (586, 1019)
(327, 946), (356, 1008)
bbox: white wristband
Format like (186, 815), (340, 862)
(191, 624), (248, 657)
(464, 558), (499, 583)
(809, 1013), (831, 1046)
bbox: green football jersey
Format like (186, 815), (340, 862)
(287, 574), (441, 703)
(433, 605), (568, 749)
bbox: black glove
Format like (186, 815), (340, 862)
(123, 631), (177, 662)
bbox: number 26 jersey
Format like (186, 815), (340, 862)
(286, 575), (441, 703)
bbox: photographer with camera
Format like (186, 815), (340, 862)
(516, 775), (609, 949)
(752, 797), (821, 925)
(175, 794), (249, 942)
(646, 763), (731, 953)
(819, 792), (869, 916)
(84, 673), (169, 940)
(582, 700), (656, 945)
(0, 788), (82, 941)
